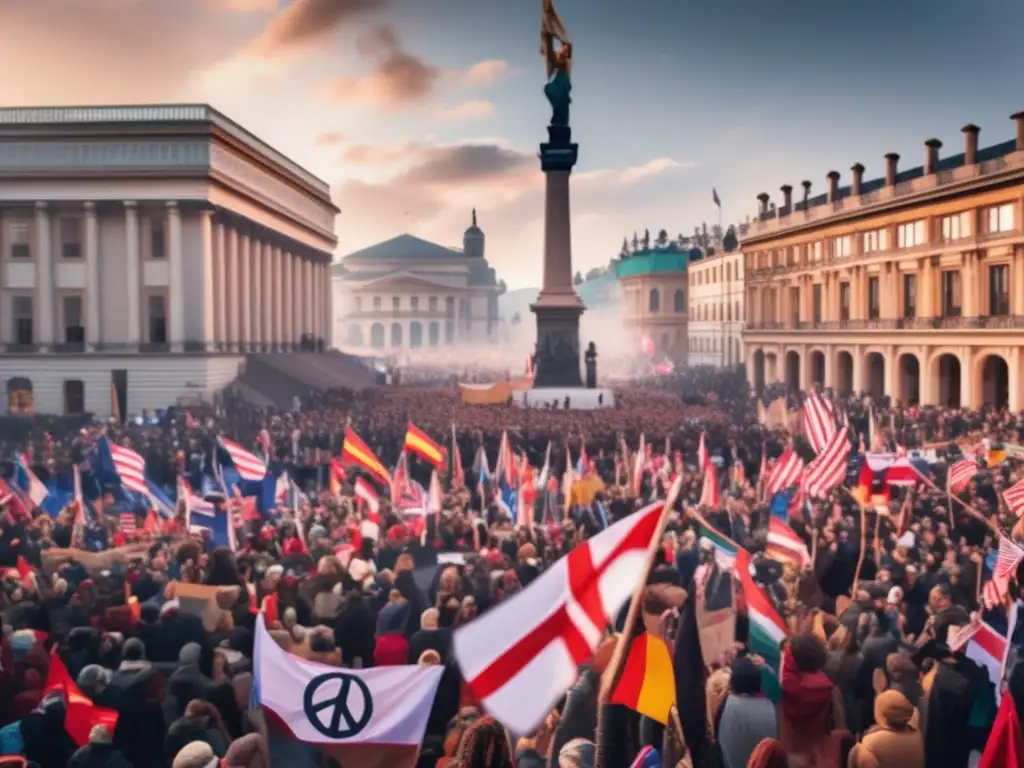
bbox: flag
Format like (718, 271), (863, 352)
(673, 585), (709, 763)
(995, 535), (1024, 582)
(697, 432), (708, 472)
(44, 652), (119, 747)
(699, 524), (737, 570)
(632, 434), (647, 496)
(218, 437), (267, 482)
(404, 423), (447, 468)
(185, 482), (236, 551)
(977, 689), (1024, 768)
(966, 606), (1017, 702)
(948, 459), (978, 492)
(451, 424), (465, 488)
(1003, 479), (1024, 518)
(354, 478), (380, 518)
(736, 548), (787, 699)
(495, 431), (516, 487)
(341, 426), (392, 487)
(712, 188), (721, 208)
(883, 455), (918, 488)
(853, 460), (873, 509)
(698, 463), (719, 509)
(766, 517), (811, 567)
(802, 392), (836, 455)
(253, 614), (441, 755)
(453, 501), (667, 733)
(610, 632), (675, 724)
(537, 441), (553, 490)
(764, 449), (803, 496)
(119, 512), (137, 535)
(13, 454), (48, 508)
(804, 427), (850, 498)
(106, 440), (148, 495)
(473, 445), (491, 487)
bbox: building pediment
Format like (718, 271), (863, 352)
(347, 270), (466, 292)
(342, 234), (465, 263)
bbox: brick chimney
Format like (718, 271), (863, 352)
(885, 153), (899, 186)
(801, 180), (812, 208)
(924, 138), (942, 175)
(961, 124), (980, 165)
(826, 171), (840, 203)
(850, 163), (865, 196)
(780, 184), (793, 211)
(1012, 112), (1024, 151)
(756, 193), (769, 217)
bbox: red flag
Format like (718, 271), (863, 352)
(261, 592), (279, 626)
(44, 652), (119, 746)
(978, 691), (1024, 768)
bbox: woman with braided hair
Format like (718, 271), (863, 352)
(453, 716), (515, 768)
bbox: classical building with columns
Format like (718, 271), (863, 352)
(0, 105), (336, 416)
(617, 246), (693, 360)
(743, 109), (1024, 411)
(333, 212), (506, 357)
(687, 249), (745, 367)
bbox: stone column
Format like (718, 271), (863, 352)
(884, 345), (896, 398)
(282, 251), (294, 350)
(124, 202), (141, 346)
(34, 203), (54, 349)
(166, 202), (184, 351)
(324, 263), (333, 348)
(200, 210), (215, 350)
(960, 346), (976, 409)
(214, 220), (227, 350)
(309, 260), (319, 345)
(272, 246), (283, 350)
(962, 252), (977, 318)
(299, 258), (310, 341)
(251, 238), (263, 351)
(238, 231), (251, 352)
(83, 202), (100, 350)
(260, 241), (273, 352)
(226, 227), (239, 351)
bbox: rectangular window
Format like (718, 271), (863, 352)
(428, 322), (440, 346)
(63, 295), (84, 344)
(789, 286), (800, 327)
(9, 221), (30, 259)
(940, 212), (971, 242)
(12, 296), (33, 345)
(372, 296), (381, 311)
(429, 296), (438, 312)
(812, 284), (823, 324)
(903, 274), (917, 319)
(151, 219), (166, 259)
(60, 217), (82, 259)
(897, 220), (927, 248)
(829, 235), (852, 259)
(410, 297), (419, 311)
(839, 283), (851, 321)
(867, 276), (880, 319)
(989, 264), (1010, 316)
(354, 296), (363, 312)
(941, 271), (961, 317)
(810, 242), (822, 263)
(986, 203), (1014, 234)
(148, 294), (167, 343)
(391, 296), (400, 311)
(862, 228), (889, 253)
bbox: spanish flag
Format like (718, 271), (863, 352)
(404, 423), (447, 468)
(341, 426), (392, 486)
(610, 632), (676, 724)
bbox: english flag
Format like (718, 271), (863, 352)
(453, 500), (667, 733)
(253, 615), (441, 762)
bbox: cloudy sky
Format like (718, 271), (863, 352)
(2, 0), (1023, 288)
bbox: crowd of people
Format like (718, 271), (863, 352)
(0, 365), (1020, 768)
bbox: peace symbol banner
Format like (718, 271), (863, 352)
(253, 614), (442, 746)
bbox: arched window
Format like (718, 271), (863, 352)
(370, 323), (385, 348)
(410, 322), (423, 348)
(428, 322), (440, 346)
(390, 323), (403, 347)
(649, 288), (660, 313)
(673, 289), (685, 313)
(346, 324), (364, 346)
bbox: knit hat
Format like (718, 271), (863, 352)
(172, 741), (218, 768)
(77, 664), (111, 693)
(89, 725), (113, 745)
(10, 629), (36, 660)
(874, 689), (915, 729)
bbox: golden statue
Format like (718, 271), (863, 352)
(540, 0), (572, 127)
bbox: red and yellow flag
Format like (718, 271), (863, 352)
(404, 423), (447, 468)
(341, 426), (392, 486)
(610, 632), (676, 724)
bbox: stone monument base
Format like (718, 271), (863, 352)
(530, 303), (584, 388)
(516, 387), (614, 410)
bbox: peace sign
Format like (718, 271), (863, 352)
(302, 672), (374, 739)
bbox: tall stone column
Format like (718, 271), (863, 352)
(261, 242), (273, 351)
(83, 202), (101, 351)
(200, 210), (215, 350)
(214, 220), (227, 350)
(166, 202), (184, 351)
(34, 203), (54, 350)
(272, 246), (283, 351)
(251, 238), (263, 351)
(309, 260), (319, 345)
(124, 202), (141, 346)
(226, 227), (239, 351)
(324, 263), (333, 348)
(239, 231), (251, 352)
(298, 258), (309, 342)
(282, 251), (294, 350)
(530, 123), (584, 388)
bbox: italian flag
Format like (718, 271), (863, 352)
(736, 548), (788, 700)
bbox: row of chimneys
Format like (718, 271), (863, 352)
(757, 111), (1024, 217)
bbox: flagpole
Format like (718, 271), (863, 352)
(595, 476), (682, 768)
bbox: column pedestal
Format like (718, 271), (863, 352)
(530, 124), (585, 389)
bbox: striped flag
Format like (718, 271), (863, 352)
(948, 458), (978, 492)
(1002, 479), (1024, 518)
(341, 426), (392, 487)
(994, 535), (1024, 582)
(13, 454), (48, 508)
(736, 548), (787, 699)
(119, 512), (137, 535)
(766, 517), (811, 567)
(354, 477), (380, 519)
(404, 423), (447, 468)
(764, 449), (804, 496)
(109, 443), (149, 495)
(218, 437), (267, 482)
(966, 608), (1017, 703)
(610, 632), (676, 724)
(804, 427), (851, 498)
(983, 576), (1009, 611)
(696, 432), (708, 472)
(451, 424), (465, 488)
(802, 391), (836, 454)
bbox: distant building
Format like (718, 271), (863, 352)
(688, 250), (745, 367)
(617, 244), (695, 359)
(333, 210), (505, 356)
(743, 110), (1024, 410)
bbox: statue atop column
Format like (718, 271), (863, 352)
(541, 0), (573, 128)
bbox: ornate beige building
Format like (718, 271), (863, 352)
(617, 247), (692, 359)
(743, 110), (1024, 411)
(688, 250), (745, 367)
(0, 105), (337, 416)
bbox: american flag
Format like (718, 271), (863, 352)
(805, 427), (851, 499)
(219, 437), (267, 482)
(1003, 479), (1024, 518)
(110, 443), (149, 495)
(119, 512), (137, 535)
(764, 448), (804, 496)
(994, 535), (1024, 581)
(948, 459), (978, 492)
(983, 576), (1008, 611)
(802, 391), (836, 454)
